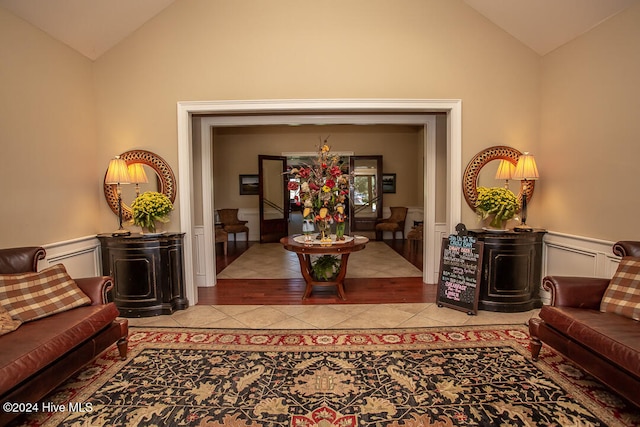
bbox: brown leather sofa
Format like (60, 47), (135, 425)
(0, 247), (128, 426)
(529, 241), (640, 408)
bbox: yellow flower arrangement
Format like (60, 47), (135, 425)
(475, 186), (518, 229)
(131, 191), (173, 232)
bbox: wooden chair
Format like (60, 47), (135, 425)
(375, 206), (408, 241)
(217, 209), (249, 242)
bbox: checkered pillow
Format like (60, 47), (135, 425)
(0, 263), (91, 322)
(0, 304), (21, 335)
(600, 257), (640, 321)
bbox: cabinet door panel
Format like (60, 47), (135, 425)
(471, 230), (545, 312)
(113, 255), (158, 302)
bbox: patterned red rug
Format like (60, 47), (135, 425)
(10, 326), (639, 426)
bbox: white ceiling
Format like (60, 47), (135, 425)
(0, 0), (636, 60)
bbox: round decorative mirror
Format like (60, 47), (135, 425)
(104, 150), (176, 221)
(462, 145), (535, 211)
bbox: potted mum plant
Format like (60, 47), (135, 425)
(475, 186), (518, 230)
(131, 191), (173, 233)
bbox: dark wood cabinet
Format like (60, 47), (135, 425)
(468, 229), (546, 312)
(98, 233), (189, 317)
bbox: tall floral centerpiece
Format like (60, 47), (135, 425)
(475, 186), (518, 230)
(287, 142), (350, 242)
(131, 191), (173, 233)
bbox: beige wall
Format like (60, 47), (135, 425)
(0, 8), (98, 247)
(92, 0), (540, 232)
(538, 3), (640, 241)
(211, 125), (424, 214)
(11, 0), (639, 247)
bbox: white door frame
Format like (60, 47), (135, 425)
(177, 99), (462, 305)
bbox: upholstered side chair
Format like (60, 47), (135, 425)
(217, 209), (249, 242)
(215, 224), (228, 255)
(375, 206), (408, 241)
(406, 223), (423, 257)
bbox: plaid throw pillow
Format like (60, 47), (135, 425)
(0, 304), (21, 335)
(600, 257), (640, 321)
(0, 263), (91, 322)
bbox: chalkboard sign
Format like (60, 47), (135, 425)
(436, 234), (483, 315)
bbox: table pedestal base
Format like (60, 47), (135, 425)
(297, 253), (350, 300)
(280, 235), (369, 301)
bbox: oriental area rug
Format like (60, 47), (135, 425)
(12, 326), (639, 427)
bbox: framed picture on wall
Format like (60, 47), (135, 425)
(239, 174), (259, 195)
(382, 173), (396, 193)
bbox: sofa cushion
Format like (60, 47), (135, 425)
(600, 257), (640, 321)
(0, 264), (91, 322)
(539, 306), (640, 378)
(0, 304), (21, 336)
(0, 302), (120, 396)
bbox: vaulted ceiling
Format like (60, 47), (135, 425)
(0, 0), (636, 60)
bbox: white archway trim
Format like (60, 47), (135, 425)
(177, 99), (462, 305)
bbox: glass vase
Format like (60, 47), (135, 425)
(484, 214), (506, 230)
(336, 221), (346, 240)
(302, 218), (315, 242)
(317, 218), (330, 241)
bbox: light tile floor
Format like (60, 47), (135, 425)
(217, 242), (423, 279)
(126, 242), (540, 330)
(125, 304), (540, 330)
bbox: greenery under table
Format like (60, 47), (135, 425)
(280, 235), (369, 300)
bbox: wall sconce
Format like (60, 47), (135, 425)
(105, 155), (131, 236)
(127, 163), (148, 196)
(494, 159), (515, 189)
(512, 152), (539, 231)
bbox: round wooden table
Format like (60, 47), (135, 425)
(280, 235), (369, 300)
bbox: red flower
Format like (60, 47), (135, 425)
(330, 166), (342, 177)
(298, 167), (310, 178)
(288, 181), (299, 191)
(309, 182), (320, 191)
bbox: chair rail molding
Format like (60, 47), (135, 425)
(179, 98), (463, 303)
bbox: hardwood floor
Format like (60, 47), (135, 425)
(200, 238), (434, 305)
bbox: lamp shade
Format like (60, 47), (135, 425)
(494, 160), (515, 180)
(513, 152), (539, 180)
(127, 163), (148, 184)
(105, 156), (131, 184)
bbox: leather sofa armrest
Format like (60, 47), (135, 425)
(613, 241), (640, 257)
(0, 247), (46, 274)
(75, 276), (114, 305)
(542, 276), (610, 309)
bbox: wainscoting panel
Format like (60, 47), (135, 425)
(193, 226), (207, 287)
(540, 232), (619, 303)
(41, 236), (102, 278)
